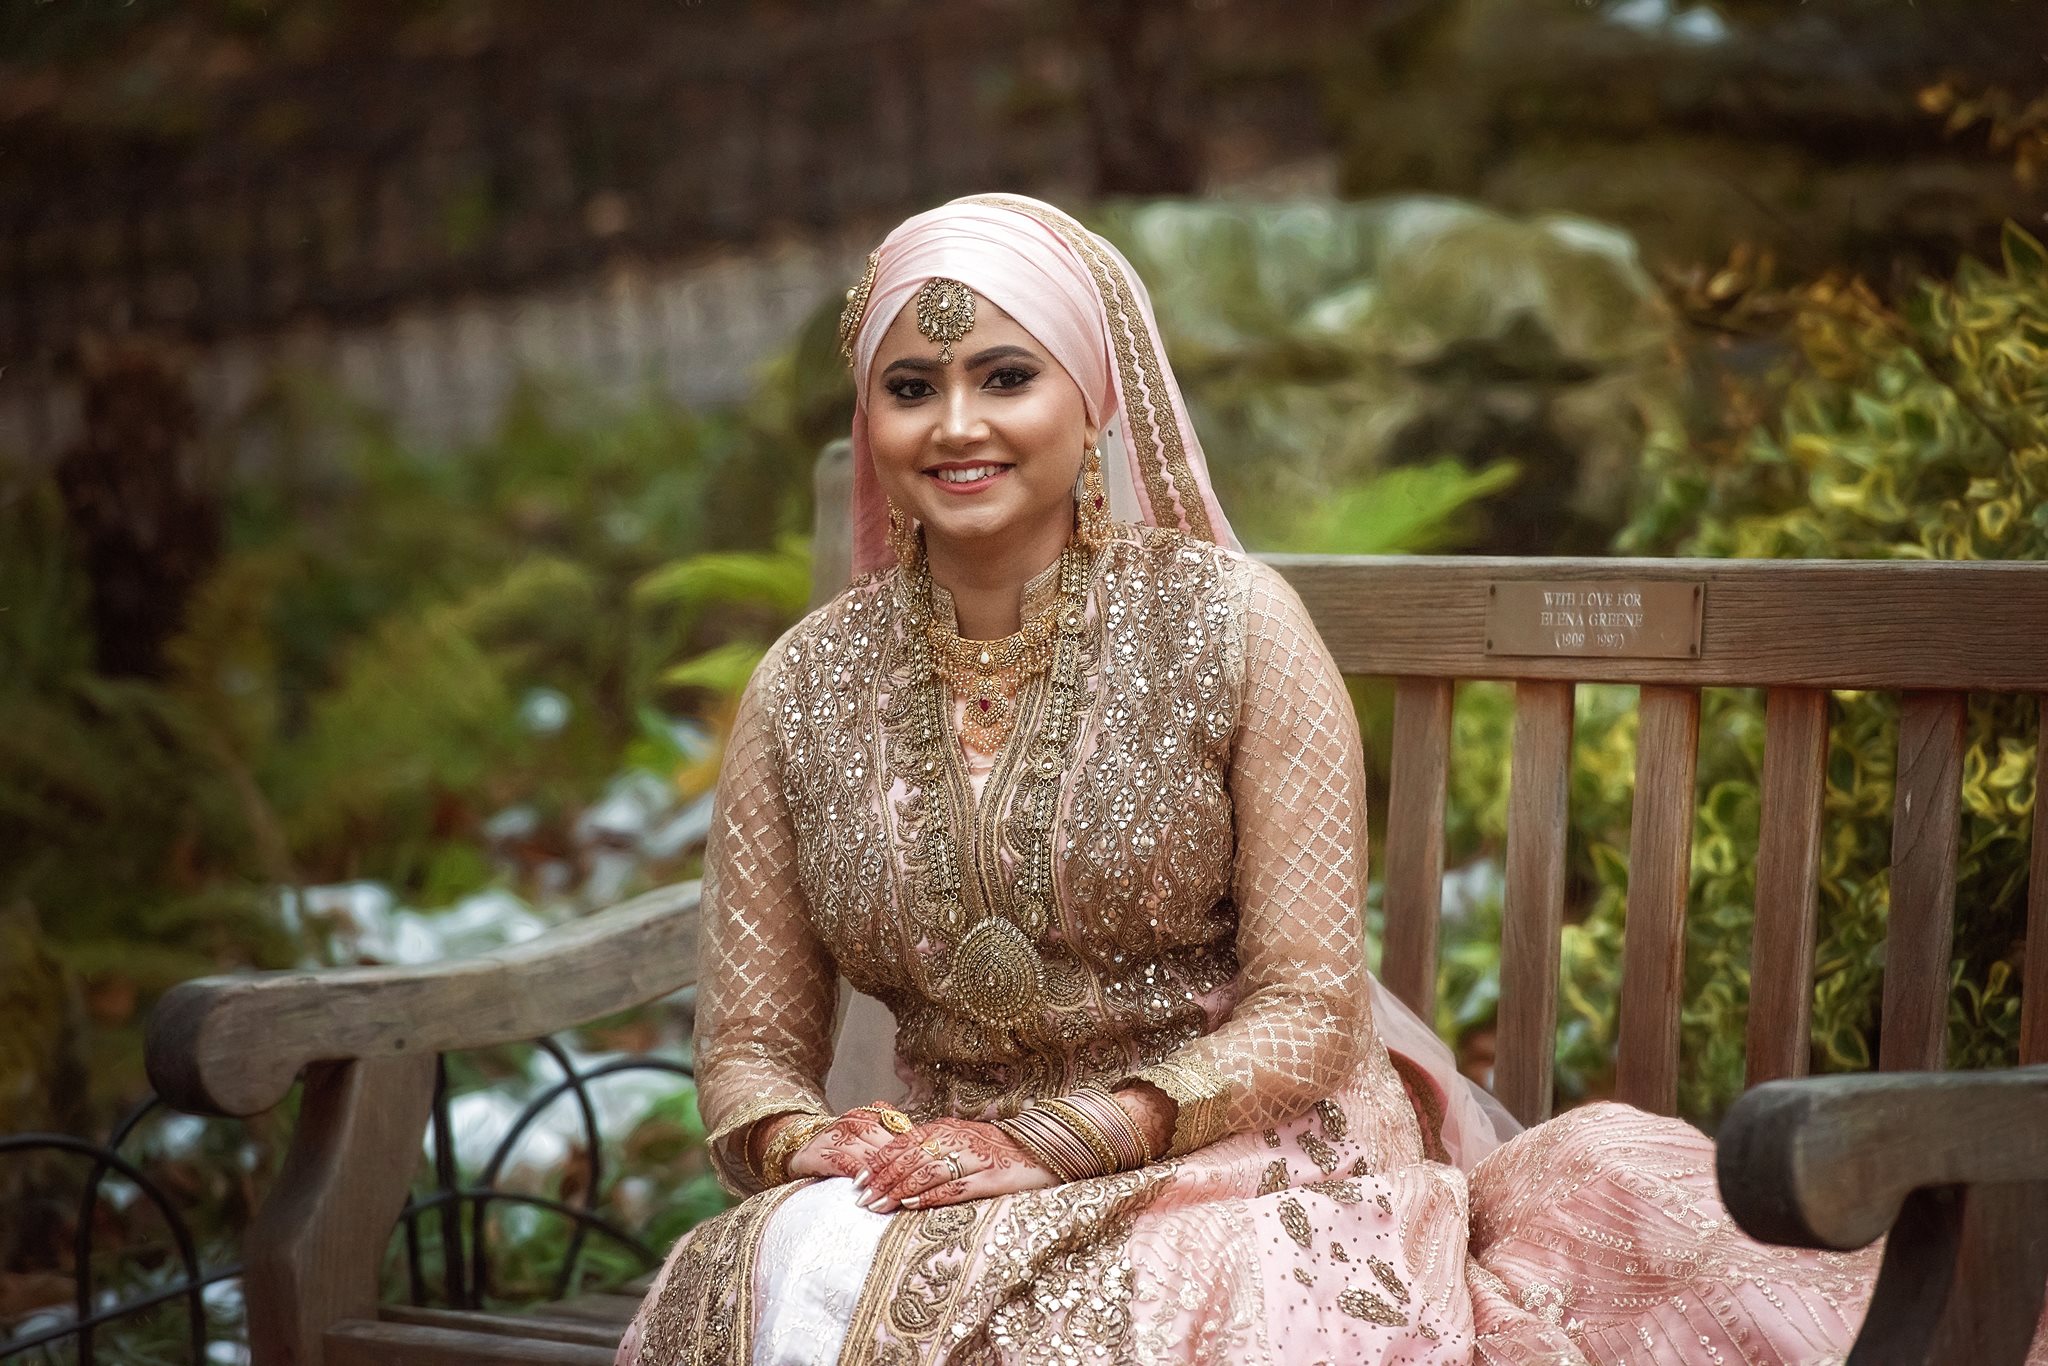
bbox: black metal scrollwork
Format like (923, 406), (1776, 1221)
(2, 1040), (694, 1362)
(0, 1100), (230, 1363)
(398, 1044), (688, 1310)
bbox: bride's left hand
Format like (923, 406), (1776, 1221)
(854, 1118), (1057, 1213)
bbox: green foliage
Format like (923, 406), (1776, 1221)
(634, 535), (814, 795)
(1637, 226), (2045, 1115)
(1439, 224), (2048, 1122)
(0, 488), (292, 1099)
(1263, 458), (1521, 555)
(635, 538), (813, 625)
(638, 536), (812, 692)
(660, 640), (778, 698)
(1097, 198), (1682, 554)
(2, 352), (832, 1332)
(1, 374), (822, 1118)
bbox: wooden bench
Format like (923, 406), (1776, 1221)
(146, 549), (2048, 1365)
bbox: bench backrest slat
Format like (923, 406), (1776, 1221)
(1745, 688), (1833, 1087)
(1380, 677), (1454, 1021)
(1268, 554), (2048, 1124)
(1613, 684), (1701, 1115)
(1496, 680), (1577, 1126)
(1880, 691), (1970, 1072)
(1274, 556), (2048, 691)
(2024, 699), (2048, 1065)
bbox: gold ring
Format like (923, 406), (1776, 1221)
(849, 1104), (915, 1135)
(920, 1139), (946, 1160)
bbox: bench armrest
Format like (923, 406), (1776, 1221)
(1719, 1067), (2048, 1365)
(146, 881), (702, 1118)
(1717, 1066), (2048, 1250)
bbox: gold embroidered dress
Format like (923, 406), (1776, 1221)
(617, 524), (1880, 1365)
(614, 190), (1914, 1366)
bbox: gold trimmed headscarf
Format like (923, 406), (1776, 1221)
(841, 193), (1238, 576)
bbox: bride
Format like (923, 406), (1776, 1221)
(616, 193), (1877, 1365)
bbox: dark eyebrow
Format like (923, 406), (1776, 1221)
(881, 344), (1042, 378)
(965, 344), (1042, 368)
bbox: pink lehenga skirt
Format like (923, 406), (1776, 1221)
(617, 994), (1891, 1366)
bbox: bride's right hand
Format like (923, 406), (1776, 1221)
(782, 1106), (900, 1181)
(855, 1119), (1058, 1213)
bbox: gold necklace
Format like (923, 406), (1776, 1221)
(925, 597), (1062, 754)
(902, 538), (1093, 1030)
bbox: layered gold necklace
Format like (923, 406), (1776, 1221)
(902, 536), (1094, 1030)
(925, 595), (1064, 754)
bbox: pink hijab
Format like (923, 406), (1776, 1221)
(841, 193), (1238, 577)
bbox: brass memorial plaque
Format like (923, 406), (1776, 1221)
(1484, 580), (1705, 660)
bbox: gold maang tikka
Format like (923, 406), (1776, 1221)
(840, 265), (976, 366)
(913, 278), (976, 363)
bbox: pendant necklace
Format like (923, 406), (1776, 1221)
(904, 536), (1093, 1030)
(926, 595), (1062, 755)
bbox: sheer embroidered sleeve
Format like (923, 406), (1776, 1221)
(1133, 560), (1371, 1157)
(692, 651), (838, 1193)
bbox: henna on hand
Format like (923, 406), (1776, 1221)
(900, 1134), (1057, 1211)
(928, 1120), (1045, 1178)
(904, 1176), (971, 1208)
(788, 1112), (893, 1181)
(859, 1119), (1047, 1212)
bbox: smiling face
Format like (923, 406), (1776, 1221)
(864, 289), (1092, 568)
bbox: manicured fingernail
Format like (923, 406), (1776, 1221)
(853, 1170), (868, 1191)
(902, 1196), (922, 1209)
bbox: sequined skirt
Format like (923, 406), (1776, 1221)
(616, 1048), (1895, 1366)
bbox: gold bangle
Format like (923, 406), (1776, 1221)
(1072, 1086), (1153, 1169)
(759, 1112), (835, 1187)
(1036, 1097), (1121, 1175)
(996, 1115), (1085, 1182)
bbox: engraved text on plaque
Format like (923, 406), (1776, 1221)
(1485, 580), (1705, 659)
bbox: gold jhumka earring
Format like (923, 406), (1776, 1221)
(887, 501), (920, 573)
(1077, 443), (1111, 550)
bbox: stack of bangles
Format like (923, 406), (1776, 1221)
(995, 1086), (1154, 1182)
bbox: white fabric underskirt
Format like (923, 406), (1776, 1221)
(751, 1177), (889, 1366)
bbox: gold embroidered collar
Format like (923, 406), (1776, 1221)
(923, 555), (1065, 634)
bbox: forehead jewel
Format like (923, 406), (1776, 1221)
(912, 278), (976, 365)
